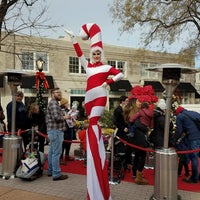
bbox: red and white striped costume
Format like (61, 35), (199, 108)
(71, 23), (124, 200)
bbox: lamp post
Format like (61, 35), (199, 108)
(0, 70), (30, 179)
(147, 63), (197, 200)
(36, 57), (44, 72)
(35, 57), (49, 114)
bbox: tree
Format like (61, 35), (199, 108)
(0, 0), (58, 50)
(109, 0), (200, 54)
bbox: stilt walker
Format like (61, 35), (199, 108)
(65, 23), (124, 200)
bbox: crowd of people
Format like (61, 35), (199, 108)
(0, 22), (199, 189)
(113, 94), (200, 185)
(1, 89), (199, 185)
(0, 89), (86, 181)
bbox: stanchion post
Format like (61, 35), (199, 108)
(0, 71), (29, 179)
(31, 126), (35, 152)
(147, 64), (197, 200)
(109, 128), (120, 185)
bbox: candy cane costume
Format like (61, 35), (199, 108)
(68, 23), (124, 200)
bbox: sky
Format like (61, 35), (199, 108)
(45, 0), (181, 53)
(46, 0), (141, 48)
(23, 0), (199, 67)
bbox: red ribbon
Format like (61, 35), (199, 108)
(36, 72), (49, 89)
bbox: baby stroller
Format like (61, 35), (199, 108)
(108, 137), (127, 181)
(16, 127), (46, 181)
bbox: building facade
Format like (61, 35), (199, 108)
(0, 33), (197, 113)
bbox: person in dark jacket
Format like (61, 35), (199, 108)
(6, 91), (28, 149)
(124, 97), (149, 185)
(26, 102), (47, 152)
(113, 95), (129, 140)
(113, 96), (131, 167)
(173, 106), (200, 184)
(0, 104), (6, 148)
(149, 99), (170, 148)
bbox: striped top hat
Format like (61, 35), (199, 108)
(80, 23), (104, 55)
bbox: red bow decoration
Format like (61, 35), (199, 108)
(36, 71), (49, 89)
(129, 85), (158, 103)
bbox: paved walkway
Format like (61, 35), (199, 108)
(0, 144), (199, 200)
(0, 170), (199, 200)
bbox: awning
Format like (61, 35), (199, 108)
(176, 82), (200, 98)
(0, 76), (3, 88)
(176, 82), (196, 93)
(195, 91), (200, 98)
(144, 81), (165, 92)
(110, 80), (132, 92)
(21, 75), (54, 89)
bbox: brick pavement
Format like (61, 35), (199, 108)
(0, 144), (199, 200)
(0, 168), (199, 200)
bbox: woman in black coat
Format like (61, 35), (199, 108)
(26, 102), (47, 152)
(149, 99), (173, 148)
(123, 97), (149, 185)
(149, 107), (165, 148)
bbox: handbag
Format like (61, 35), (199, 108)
(21, 157), (39, 173)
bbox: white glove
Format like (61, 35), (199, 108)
(101, 82), (108, 88)
(64, 29), (75, 39)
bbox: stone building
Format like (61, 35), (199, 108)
(0, 33), (198, 112)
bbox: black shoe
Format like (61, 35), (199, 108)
(53, 174), (69, 181)
(47, 174), (52, 177)
(184, 173), (190, 177)
(182, 177), (198, 184)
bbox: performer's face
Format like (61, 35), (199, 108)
(92, 50), (101, 63)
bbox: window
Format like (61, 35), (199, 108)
(107, 60), (126, 75)
(141, 62), (158, 79)
(21, 52), (48, 72)
(69, 56), (86, 74)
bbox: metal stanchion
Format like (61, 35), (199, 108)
(109, 128), (120, 185)
(147, 64), (197, 200)
(1, 83), (22, 179)
(0, 70), (29, 179)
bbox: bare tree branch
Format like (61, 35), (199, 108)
(0, 0), (60, 50)
(110, 0), (200, 55)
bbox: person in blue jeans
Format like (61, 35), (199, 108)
(46, 88), (69, 181)
(173, 106), (200, 184)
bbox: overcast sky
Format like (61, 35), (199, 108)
(46, 0), (181, 52)
(41, 0), (199, 67)
(46, 0), (139, 48)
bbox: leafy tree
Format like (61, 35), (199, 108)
(99, 109), (115, 128)
(110, 0), (200, 54)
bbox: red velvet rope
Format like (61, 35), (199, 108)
(116, 136), (200, 155)
(2, 130), (199, 155)
(36, 131), (84, 144)
(116, 136), (154, 153)
(0, 129), (29, 135)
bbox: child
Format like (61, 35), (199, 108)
(66, 104), (79, 142)
(128, 102), (154, 137)
(78, 122), (88, 166)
